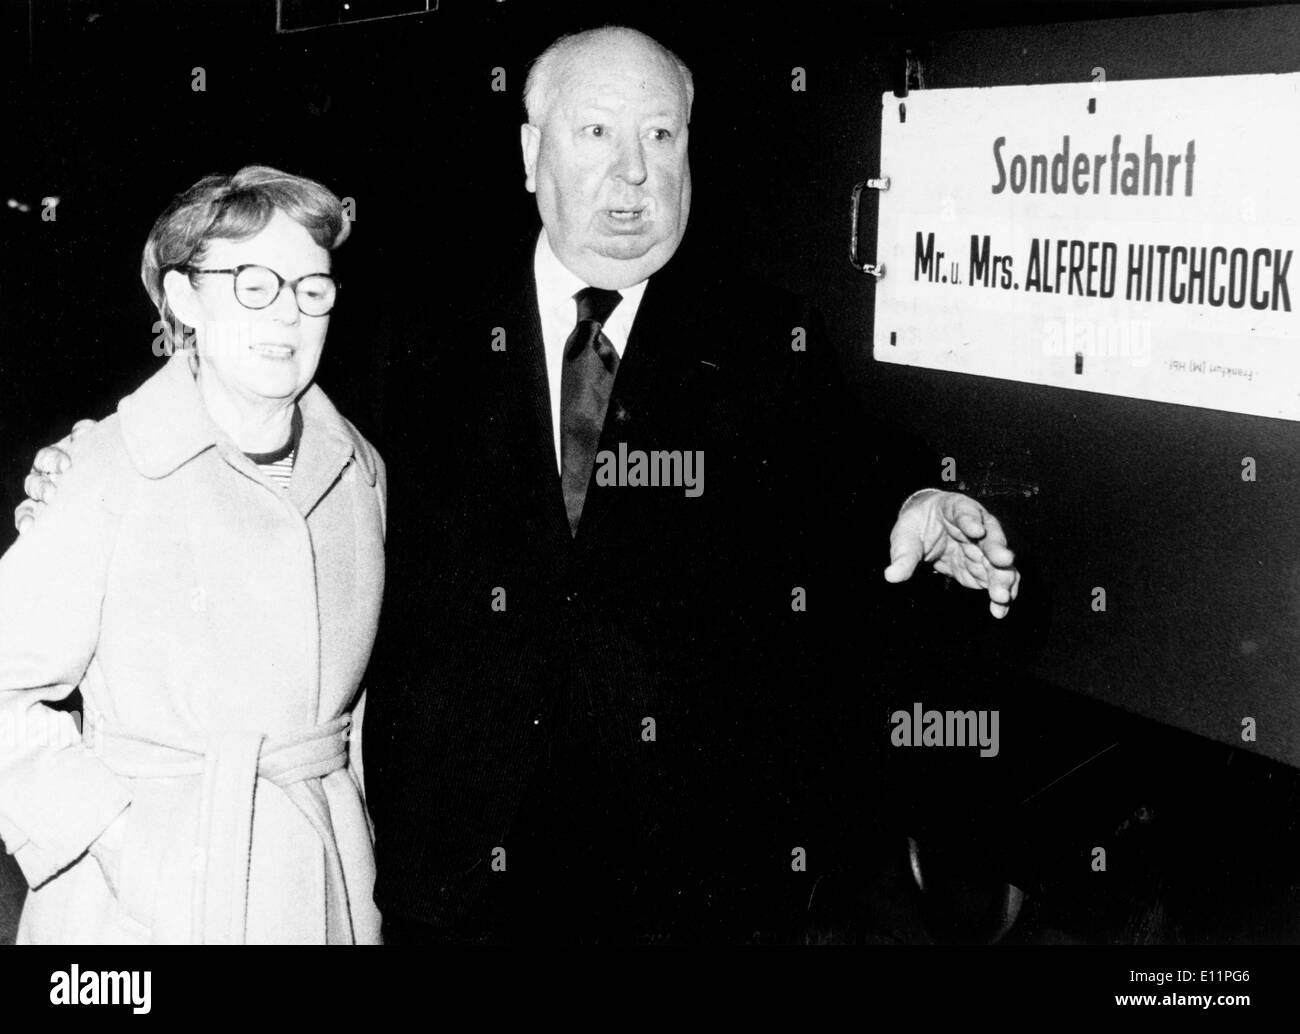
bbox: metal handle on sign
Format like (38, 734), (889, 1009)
(849, 177), (889, 278)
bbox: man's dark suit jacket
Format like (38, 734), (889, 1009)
(365, 231), (933, 940)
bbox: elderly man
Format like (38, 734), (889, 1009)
(18, 26), (1018, 943)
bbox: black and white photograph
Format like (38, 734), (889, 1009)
(0, 0), (1296, 1017)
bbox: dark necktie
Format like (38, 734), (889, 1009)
(560, 286), (623, 536)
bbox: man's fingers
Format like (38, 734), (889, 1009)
(23, 471), (52, 504)
(884, 508), (927, 583)
(939, 494), (986, 538)
(33, 419), (93, 476)
(977, 511), (1016, 567)
(987, 565), (1020, 618)
(957, 512), (986, 540)
(33, 445), (70, 476)
(884, 532), (925, 583)
(14, 500), (38, 534)
(936, 556), (987, 590)
(921, 493), (1020, 615)
(941, 496), (1017, 565)
(987, 565), (1016, 603)
(884, 549), (922, 583)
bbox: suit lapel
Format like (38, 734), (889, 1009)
(501, 265), (572, 547)
(575, 257), (716, 544)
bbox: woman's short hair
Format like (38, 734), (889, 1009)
(141, 164), (351, 349)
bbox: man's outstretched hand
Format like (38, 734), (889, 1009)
(14, 419), (97, 534)
(884, 489), (1020, 619)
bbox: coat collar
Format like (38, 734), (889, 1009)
(118, 349), (377, 488)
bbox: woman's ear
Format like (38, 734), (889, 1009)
(162, 269), (203, 329)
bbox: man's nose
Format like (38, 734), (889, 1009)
(612, 137), (648, 184)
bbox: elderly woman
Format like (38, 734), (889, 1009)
(0, 165), (384, 943)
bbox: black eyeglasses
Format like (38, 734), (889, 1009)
(182, 263), (340, 317)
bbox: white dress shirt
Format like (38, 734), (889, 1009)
(533, 229), (649, 473)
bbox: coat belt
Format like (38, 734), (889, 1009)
(85, 712), (355, 944)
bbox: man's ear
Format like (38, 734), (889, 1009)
(520, 123), (541, 194)
(162, 269), (203, 328)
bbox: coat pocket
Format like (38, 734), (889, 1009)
(113, 782), (162, 930)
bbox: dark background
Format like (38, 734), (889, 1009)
(2, 0), (1299, 945)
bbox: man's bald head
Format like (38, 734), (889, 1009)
(523, 27), (694, 128)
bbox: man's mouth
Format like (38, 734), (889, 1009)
(600, 203), (656, 234)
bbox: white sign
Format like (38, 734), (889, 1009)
(872, 73), (1300, 420)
